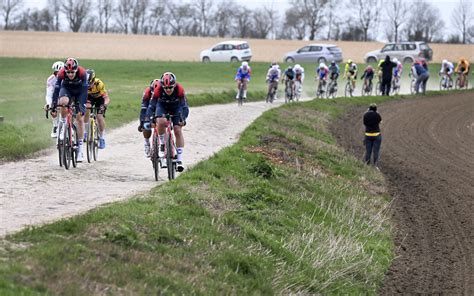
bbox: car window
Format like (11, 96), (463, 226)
(328, 46), (341, 53)
(297, 46), (310, 53)
(310, 46), (322, 52)
(406, 44), (416, 50)
(382, 44), (395, 52)
(394, 44), (404, 51)
(237, 43), (249, 50)
(212, 44), (225, 51)
(419, 43), (429, 50)
(225, 44), (235, 50)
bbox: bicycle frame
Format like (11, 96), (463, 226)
(237, 78), (248, 106)
(284, 79), (295, 103)
(85, 107), (99, 162)
(56, 104), (77, 169)
(266, 80), (278, 103)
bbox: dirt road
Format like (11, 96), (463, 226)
(0, 99), (291, 236)
(331, 92), (474, 294)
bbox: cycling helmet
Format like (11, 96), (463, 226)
(52, 61), (64, 72)
(347, 59), (352, 64)
(393, 58), (398, 63)
(367, 65), (373, 70)
(64, 57), (78, 72)
(294, 64), (301, 69)
(150, 78), (160, 91)
(161, 72), (176, 89)
(319, 62), (326, 68)
(442, 59), (448, 65)
(331, 60), (336, 66)
(86, 69), (95, 84)
(287, 66), (293, 70)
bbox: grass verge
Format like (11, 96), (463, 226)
(0, 90), (426, 294)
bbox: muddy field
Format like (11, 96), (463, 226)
(331, 92), (474, 294)
(1, 31), (473, 63)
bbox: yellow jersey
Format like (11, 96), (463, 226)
(88, 78), (107, 99)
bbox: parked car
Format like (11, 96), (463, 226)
(200, 40), (252, 62)
(283, 44), (343, 63)
(364, 41), (433, 64)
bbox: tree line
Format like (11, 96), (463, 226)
(1, 0), (473, 44)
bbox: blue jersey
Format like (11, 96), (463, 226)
(329, 64), (340, 75)
(235, 66), (251, 81)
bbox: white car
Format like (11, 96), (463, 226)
(200, 40), (252, 62)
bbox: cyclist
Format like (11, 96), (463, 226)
(266, 63), (281, 100)
(454, 57), (470, 88)
(235, 61), (251, 99)
(281, 66), (296, 99)
(138, 79), (160, 157)
(316, 63), (329, 94)
(294, 64), (305, 96)
(44, 61), (64, 138)
(439, 59), (454, 88)
(145, 72), (189, 172)
(376, 59), (384, 82)
(392, 58), (403, 92)
(52, 57), (88, 162)
(344, 59), (358, 90)
(328, 61), (340, 83)
(360, 65), (375, 92)
(85, 69), (110, 149)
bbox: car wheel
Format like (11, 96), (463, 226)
(367, 57), (377, 63)
(285, 57), (294, 63)
(318, 57), (327, 63)
(403, 57), (413, 64)
(202, 56), (210, 63)
(231, 57), (239, 62)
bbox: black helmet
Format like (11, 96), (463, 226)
(86, 69), (95, 84)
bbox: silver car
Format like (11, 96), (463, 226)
(284, 44), (343, 63)
(364, 42), (433, 64)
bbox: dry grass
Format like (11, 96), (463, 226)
(1, 31), (472, 63)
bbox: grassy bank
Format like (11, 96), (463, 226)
(0, 91), (403, 294)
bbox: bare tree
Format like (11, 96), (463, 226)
(385, 0), (408, 42)
(405, 0), (444, 42)
(215, 0), (237, 37)
(47, 0), (61, 31)
(252, 8), (272, 39)
(234, 7), (252, 37)
(97, 0), (114, 33)
(129, 0), (149, 34)
(354, 0), (382, 41)
(62, 0), (90, 32)
(325, 0), (337, 40)
(148, 0), (165, 35)
(116, 0), (132, 33)
(294, 0), (328, 40)
(263, 1), (279, 39)
(1, 0), (23, 29)
(29, 8), (54, 31)
(165, 2), (192, 36)
(451, 0), (473, 44)
(193, 0), (214, 36)
(283, 6), (306, 40)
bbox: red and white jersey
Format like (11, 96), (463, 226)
(45, 74), (57, 106)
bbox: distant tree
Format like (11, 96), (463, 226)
(193, 0), (214, 36)
(294, 0), (328, 40)
(148, 0), (165, 35)
(283, 6), (306, 40)
(214, 0), (237, 37)
(234, 7), (252, 38)
(62, 0), (90, 32)
(340, 25), (365, 41)
(116, 0), (132, 33)
(353, 0), (382, 41)
(385, 0), (408, 42)
(251, 8), (272, 38)
(165, 2), (192, 36)
(30, 8), (55, 31)
(263, 1), (279, 40)
(97, 0), (114, 33)
(129, 0), (149, 34)
(325, 0), (337, 40)
(405, 0), (444, 42)
(1, 0), (23, 29)
(47, 0), (61, 31)
(451, 0), (473, 44)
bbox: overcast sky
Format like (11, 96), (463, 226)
(22, 0), (458, 36)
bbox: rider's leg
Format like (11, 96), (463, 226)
(59, 96), (69, 120)
(84, 102), (91, 140)
(174, 125), (184, 162)
(236, 80), (241, 99)
(97, 113), (105, 138)
(243, 79), (248, 98)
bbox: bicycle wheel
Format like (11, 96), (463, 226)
(344, 82), (352, 97)
(166, 134), (176, 180)
(93, 121), (99, 161)
(410, 80), (416, 94)
(375, 81), (381, 96)
(63, 124), (71, 170)
(439, 77), (445, 91)
(86, 119), (93, 163)
(238, 84), (244, 106)
(71, 125), (77, 168)
(152, 133), (159, 181)
(57, 124), (63, 167)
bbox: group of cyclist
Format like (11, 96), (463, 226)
(438, 57), (470, 89)
(45, 58), (109, 163)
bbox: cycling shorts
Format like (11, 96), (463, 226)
(59, 87), (87, 115)
(155, 100), (189, 126)
(86, 96), (106, 114)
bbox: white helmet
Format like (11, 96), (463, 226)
(52, 61), (64, 72)
(393, 58), (398, 63)
(319, 62), (326, 68)
(241, 61), (248, 67)
(294, 64), (301, 69)
(442, 59), (448, 65)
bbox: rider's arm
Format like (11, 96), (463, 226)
(51, 70), (64, 108)
(45, 75), (54, 106)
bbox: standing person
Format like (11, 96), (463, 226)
(363, 103), (382, 169)
(85, 69), (110, 149)
(145, 72), (189, 172)
(380, 55), (397, 96)
(44, 61), (64, 138)
(412, 60), (430, 94)
(52, 57), (88, 162)
(138, 79), (160, 157)
(235, 61), (251, 99)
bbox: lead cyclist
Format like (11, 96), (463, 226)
(294, 64), (305, 99)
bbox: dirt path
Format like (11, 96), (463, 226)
(0, 99), (298, 236)
(331, 92), (474, 294)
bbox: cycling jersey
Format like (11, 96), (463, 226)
(345, 62), (358, 74)
(52, 66), (88, 114)
(317, 67), (329, 80)
(440, 62), (454, 75)
(146, 83), (189, 125)
(45, 74), (57, 106)
(88, 78), (107, 99)
(361, 68), (375, 80)
(294, 66), (305, 81)
(284, 69), (295, 80)
(235, 66), (252, 81)
(455, 60), (470, 74)
(393, 62), (403, 77)
(140, 86), (153, 122)
(266, 67), (281, 82)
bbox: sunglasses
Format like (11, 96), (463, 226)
(164, 86), (174, 90)
(66, 70), (76, 75)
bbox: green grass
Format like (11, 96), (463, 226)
(0, 90), (421, 294)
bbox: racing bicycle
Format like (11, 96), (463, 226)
(266, 79), (278, 103)
(316, 78), (326, 99)
(391, 76), (401, 95)
(455, 72), (469, 90)
(326, 78), (338, 99)
(85, 106), (100, 163)
(439, 72), (453, 90)
(345, 76), (355, 97)
(284, 79), (295, 103)
(236, 78), (248, 106)
(52, 104), (78, 170)
(361, 79), (373, 96)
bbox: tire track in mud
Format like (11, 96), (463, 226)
(331, 92), (474, 294)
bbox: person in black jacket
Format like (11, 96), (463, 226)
(380, 55), (397, 96)
(363, 103), (382, 169)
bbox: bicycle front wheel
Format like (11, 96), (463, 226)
(93, 122), (99, 161)
(152, 133), (159, 181)
(63, 125), (71, 170)
(86, 119), (93, 163)
(166, 134), (176, 180)
(57, 125), (63, 167)
(71, 125), (78, 168)
(345, 82), (352, 97)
